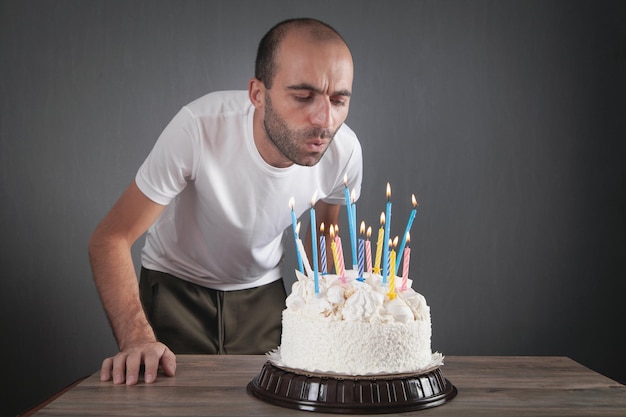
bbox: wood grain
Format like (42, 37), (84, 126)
(28, 355), (626, 416)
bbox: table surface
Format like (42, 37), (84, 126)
(28, 355), (626, 416)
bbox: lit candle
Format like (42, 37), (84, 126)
(319, 222), (327, 275)
(310, 192), (320, 296)
(365, 226), (373, 274)
(343, 175), (358, 270)
(401, 232), (411, 291)
(387, 237), (398, 299)
(395, 194), (418, 275)
(329, 225), (345, 280)
(382, 183), (392, 284)
(289, 197), (304, 273)
(357, 221), (365, 280)
(373, 212), (385, 274)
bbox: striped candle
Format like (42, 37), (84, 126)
(365, 226), (373, 274)
(319, 223), (327, 275)
(401, 240), (411, 291)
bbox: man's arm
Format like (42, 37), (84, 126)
(88, 180), (176, 385)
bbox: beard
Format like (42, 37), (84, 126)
(263, 93), (337, 166)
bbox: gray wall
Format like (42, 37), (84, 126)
(2, 0), (625, 415)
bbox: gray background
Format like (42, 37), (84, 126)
(2, 0), (625, 415)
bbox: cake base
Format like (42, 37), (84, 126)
(247, 361), (457, 414)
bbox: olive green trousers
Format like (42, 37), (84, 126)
(139, 267), (286, 355)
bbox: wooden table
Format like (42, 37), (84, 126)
(26, 355), (626, 416)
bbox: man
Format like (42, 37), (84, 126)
(89, 18), (362, 385)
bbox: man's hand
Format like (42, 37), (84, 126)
(100, 341), (176, 385)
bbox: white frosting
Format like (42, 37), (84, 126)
(275, 269), (443, 375)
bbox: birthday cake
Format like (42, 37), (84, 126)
(249, 187), (456, 413)
(269, 268), (443, 376)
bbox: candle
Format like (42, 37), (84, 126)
(310, 192), (319, 296)
(373, 212), (385, 274)
(319, 223), (327, 275)
(295, 235), (313, 277)
(387, 237), (398, 299)
(351, 189), (358, 269)
(335, 234), (346, 282)
(289, 197), (304, 273)
(365, 226), (373, 274)
(382, 183), (392, 284)
(401, 232), (411, 291)
(395, 194), (418, 275)
(329, 225), (345, 280)
(343, 175), (358, 270)
(357, 221), (365, 280)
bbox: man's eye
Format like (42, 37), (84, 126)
(331, 98), (347, 106)
(295, 95), (312, 102)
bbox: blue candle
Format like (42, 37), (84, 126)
(344, 175), (358, 270)
(289, 197), (303, 273)
(310, 192), (320, 296)
(382, 183), (392, 284)
(395, 194), (418, 275)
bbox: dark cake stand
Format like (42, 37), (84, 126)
(247, 361), (457, 414)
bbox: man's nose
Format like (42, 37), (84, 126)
(310, 97), (333, 128)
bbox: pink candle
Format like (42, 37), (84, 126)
(400, 247), (411, 290)
(401, 234), (411, 290)
(365, 226), (372, 274)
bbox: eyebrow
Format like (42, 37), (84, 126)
(287, 83), (352, 97)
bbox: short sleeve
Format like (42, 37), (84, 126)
(135, 107), (198, 205)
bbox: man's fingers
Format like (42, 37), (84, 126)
(100, 342), (177, 385)
(100, 357), (113, 382)
(161, 347), (177, 377)
(124, 351), (142, 385)
(111, 353), (129, 384)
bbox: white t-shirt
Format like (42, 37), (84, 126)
(136, 91), (363, 291)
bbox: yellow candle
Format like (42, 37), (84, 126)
(373, 212), (385, 274)
(329, 225), (341, 275)
(387, 237), (398, 300)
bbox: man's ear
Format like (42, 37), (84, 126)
(248, 78), (265, 108)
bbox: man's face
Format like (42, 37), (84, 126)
(256, 32), (354, 167)
(263, 92), (339, 166)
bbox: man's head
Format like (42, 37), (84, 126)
(249, 18), (354, 168)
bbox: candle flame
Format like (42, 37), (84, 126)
(351, 189), (356, 203)
(289, 197), (295, 210)
(366, 226), (372, 239)
(296, 221), (301, 235)
(392, 236), (399, 248)
(334, 224), (339, 235)
(329, 224), (335, 239)
(386, 182), (391, 200)
(311, 190), (318, 206)
(406, 232), (411, 245)
(320, 222), (325, 234)
(343, 174), (348, 186)
(380, 212), (385, 225)
(360, 221), (365, 235)
(412, 194), (418, 208)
